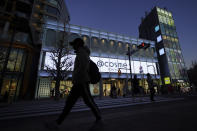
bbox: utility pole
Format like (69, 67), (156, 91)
(127, 46), (133, 94)
(126, 42), (151, 96)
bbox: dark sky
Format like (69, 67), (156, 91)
(65, 0), (197, 68)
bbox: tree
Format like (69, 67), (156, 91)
(187, 61), (197, 87)
(45, 23), (73, 100)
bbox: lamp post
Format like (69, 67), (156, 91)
(127, 47), (133, 96)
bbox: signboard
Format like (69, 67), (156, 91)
(44, 53), (157, 75)
(164, 77), (171, 84)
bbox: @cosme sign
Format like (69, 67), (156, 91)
(96, 60), (127, 69)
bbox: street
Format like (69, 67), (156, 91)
(0, 95), (197, 131)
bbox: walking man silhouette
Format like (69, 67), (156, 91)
(147, 73), (155, 101)
(46, 38), (101, 130)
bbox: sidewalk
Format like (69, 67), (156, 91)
(0, 93), (191, 107)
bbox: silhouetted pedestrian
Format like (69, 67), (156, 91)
(111, 83), (117, 98)
(123, 84), (127, 97)
(45, 38), (101, 130)
(132, 75), (140, 96)
(118, 88), (121, 96)
(50, 88), (54, 98)
(147, 73), (155, 101)
(3, 90), (9, 102)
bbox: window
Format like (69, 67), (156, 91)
(47, 6), (59, 16)
(6, 48), (25, 72)
(15, 51), (23, 71)
(157, 35), (162, 43)
(157, 8), (161, 13)
(159, 48), (165, 55)
(162, 35), (167, 40)
(160, 23), (165, 34)
(48, 0), (58, 6)
(7, 50), (17, 71)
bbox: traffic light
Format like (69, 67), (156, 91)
(137, 43), (145, 49)
(137, 42), (150, 50)
(118, 68), (121, 76)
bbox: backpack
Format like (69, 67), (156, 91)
(89, 59), (101, 84)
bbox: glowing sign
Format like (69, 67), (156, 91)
(164, 77), (171, 84)
(44, 53), (157, 75)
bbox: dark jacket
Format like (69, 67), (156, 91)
(72, 46), (90, 85)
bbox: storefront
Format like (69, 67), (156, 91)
(36, 53), (160, 98)
(0, 47), (26, 102)
(36, 23), (160, 99)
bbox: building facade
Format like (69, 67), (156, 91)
(139, 7), (188, 90)
(0, 0), (69, 101)
(36, 22), (160, 98)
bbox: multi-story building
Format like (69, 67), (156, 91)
(139, 7), (188, 90)
(0, 0), (69, 101)
(36, 23), (159, 98)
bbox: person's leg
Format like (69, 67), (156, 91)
(81, 83), (101, 120)
(150, 92), (154, 101)
(56, 85), (80, 125)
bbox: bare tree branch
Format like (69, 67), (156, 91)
(44, 22), (73, 100)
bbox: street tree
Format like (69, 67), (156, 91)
(187, 61), (197, 87)
(45, 23), (73, 100)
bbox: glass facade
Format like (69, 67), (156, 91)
(37, 22), (159, 98)
(156, 7), (187, 80)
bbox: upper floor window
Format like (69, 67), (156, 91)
(157, 35), (162, 43)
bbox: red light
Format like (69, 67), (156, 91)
(142, 43), (145, 47)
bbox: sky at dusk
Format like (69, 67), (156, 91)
(65, 0), (197, 68)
